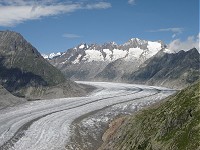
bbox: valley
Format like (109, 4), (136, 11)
(0, 30), (199, 150)
(0, 82), (175, 150)
(47, 41), (199, 89)
(0, 0), (198, 149)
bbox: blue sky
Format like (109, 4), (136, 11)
(0, 0), (199, 54)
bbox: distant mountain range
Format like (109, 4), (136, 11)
(46, 39), (167, 80)
(44, 39), (199, 89)
(0, 31), (87, 101)
(45, 38), (167, 62)
(42, 52), (63, 59)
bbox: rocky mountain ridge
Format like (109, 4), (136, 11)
(123, 48), (200, 88)
(0, 30), (87, 100)
(45, 38), (199, 89)
(47, 38), (167, 64)
(46, 38), (170, 81)
(42, 52), (63, 59)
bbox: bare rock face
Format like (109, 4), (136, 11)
(0, 31), (66, 86)
(124, 48), (200, 89)
(0, 31), (86, 99)
(0, 84), (25, 109)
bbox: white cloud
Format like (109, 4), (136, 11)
(168, 33), (199, 52)
(86, 2), (111, 9)
(149, 27), (184, 39)
(0, 0), (57, 6)
(62, 33), (81, 39)
(149, 27), (184, 34)
(128, 0), (135, 5)
(0, 4), (81, 26)
(0, 0), (111, 27)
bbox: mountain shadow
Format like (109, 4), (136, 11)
(0, 56), (47, 97)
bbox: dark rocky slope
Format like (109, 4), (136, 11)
(0, 84), (25, 109)
(94, 59), (140, 82)
(123, 48), (200, 89)
(99, 81), (200, 150)
(0, 31), (86, 99)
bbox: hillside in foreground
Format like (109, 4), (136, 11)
(99, 81), (200, 150)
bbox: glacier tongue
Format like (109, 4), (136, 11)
(0, 81), (175, 150)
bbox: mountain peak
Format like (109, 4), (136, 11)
(46, 38), (166, 67)
(0, 30), (23, 39)
(77, 43), (88, 49)
(0, 30), (66, 87)
(42, 52), (63, 59)
(124, 38), (147, 46)
(130, 37), (140, 41)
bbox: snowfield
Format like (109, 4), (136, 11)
(0, 82), (176, 150)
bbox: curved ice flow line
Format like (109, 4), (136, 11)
(0, 82), (175, 150)
(16, 91), (162, 150)
(0, 86), (142, 148)
(0, 86), (139, 133)
(2, 85), (167, 150)
(1, 89), (166, 150)
(0, 85), (140, 126)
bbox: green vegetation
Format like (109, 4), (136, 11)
(100, 81), (200, 150)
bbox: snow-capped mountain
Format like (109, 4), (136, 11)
(42, 52), (63, 59)
(46, 38), (166, 65)
(44, 38), (175, 81)
(124, 48), (200, 89)
(43, 38), (199, 88)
